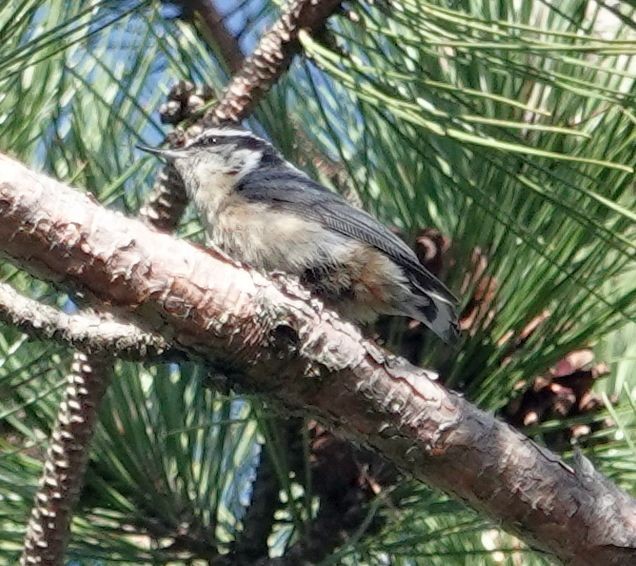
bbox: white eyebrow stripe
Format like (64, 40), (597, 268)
(185, 128), (267, 149)
(193, 128), (255, 140)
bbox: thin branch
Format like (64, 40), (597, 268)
(20, 352), (112, 566)
(204, 0), (343, 124)
(0, 283), (169, 359)
(182, 0), (244, 73)
(2, 153), (635, 565)
(9, 287), (166, 565)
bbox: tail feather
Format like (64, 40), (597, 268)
(412, 292), (459, 344)
(405, 266), (459, 343)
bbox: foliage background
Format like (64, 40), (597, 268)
(0, 0), (635, 563)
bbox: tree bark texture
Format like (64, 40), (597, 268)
(1, 154), (635, 565)
(0, 283), (168, 359)
(20, 352), (112, 566)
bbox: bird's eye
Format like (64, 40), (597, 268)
(197, 136), (218, 147)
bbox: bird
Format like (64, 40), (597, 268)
(138, 127), (459, 343)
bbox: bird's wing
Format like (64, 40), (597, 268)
(236, 168), (458, 307)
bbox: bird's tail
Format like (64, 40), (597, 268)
(412, 290), (459, 344)
(404, 266), (459, 343)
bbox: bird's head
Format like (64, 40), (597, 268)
(138, 127), (283, 189)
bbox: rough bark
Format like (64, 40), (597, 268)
(20, 352), (112, 566)
(2, 154), (635, 565)
(0, 283), (168, 359)
(138, 163), (189, 232)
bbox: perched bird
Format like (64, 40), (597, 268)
(139, 128), (459, 342)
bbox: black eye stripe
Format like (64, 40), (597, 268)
(193, 135), (236, 147)
(191, 133), (276, 153)
(186, 131), (283, 166)
(190, 135), (221, 148)
(194, 134), (256, 147)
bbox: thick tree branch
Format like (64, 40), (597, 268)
(1, 155), (635, 565)
(0, 283), (169, 359)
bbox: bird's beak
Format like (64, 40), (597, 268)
(136, 144), (186, 161)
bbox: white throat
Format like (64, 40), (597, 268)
(177, 147), (263, 237)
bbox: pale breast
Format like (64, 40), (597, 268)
(208, 197), (351, 274)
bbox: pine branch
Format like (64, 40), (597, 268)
(20, 352), (112, 566)
(0, 283), (169, 359)
(180, 0), (244, 74)
(204, 0), (343, 125)
(2, 153), (635, 565)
